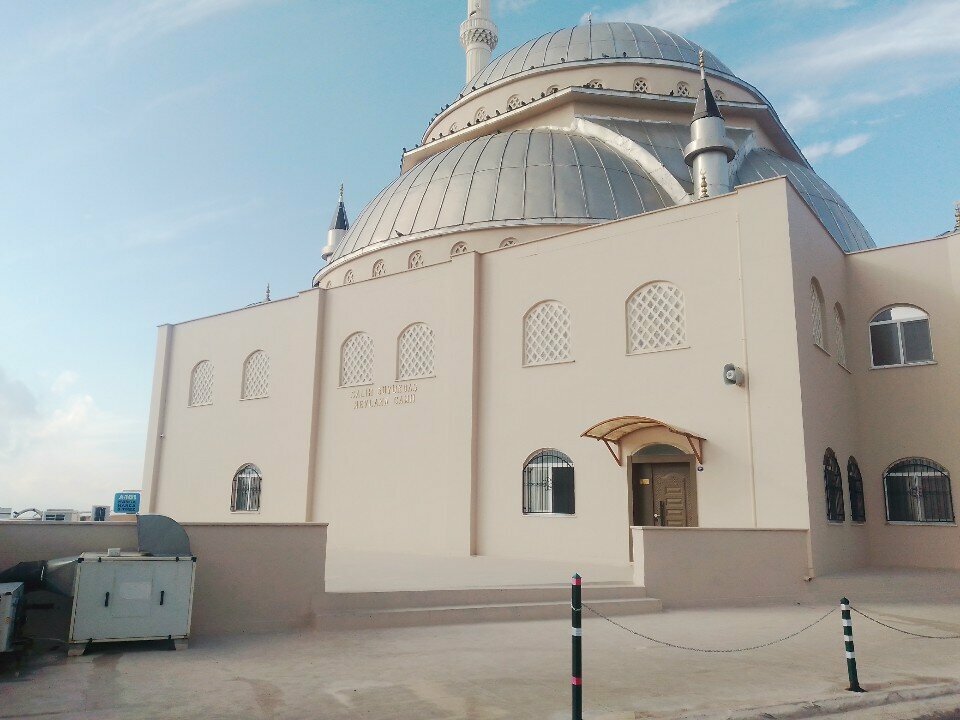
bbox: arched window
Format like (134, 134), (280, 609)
(585, 79), (603, 89)
(677, 81), (690, 97)
(499, 237), (516, 248)
(522, 449), (574, 515)
(451, 241), (468, 256)
(869, 306), (934, 368)
(408, 251), (424, 269)
(372, 259), (385, 278)
(633, 77), (649, 93)
(627, 282), (687, 354)
(188, 360), (214, 407)
(847, 456), (865, 523)
(523, 301), (572, 366)
(344, 269), (354, 285)
(449, 122), (460, 133)
(397, 323), (436, 380)
(884, 458), (954, 523)
(714, 90), (725, 100)
(810, 279), (826, 350)
(231, 464), (262, 512)
(474, 107), (488, 123)
(241, 350), (269, 400)
(506, 95), (521, 110)
(546, 85), (559, 95)
(824, 448), (845, 522)
(340, 332), (374, 387)
(834, 304), (847, 368)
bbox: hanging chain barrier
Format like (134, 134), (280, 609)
(849, 606), (960, 639)
(582, 602), (836, 653)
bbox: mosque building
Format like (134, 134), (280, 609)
(141, 1), (960, 577)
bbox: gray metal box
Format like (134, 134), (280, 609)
(0, 582), (24, 652)
(68, 553), (195, 650)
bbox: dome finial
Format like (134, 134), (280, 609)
(698, 49), (706, 80)
(339, 183), (344, 203)
(699, 171), (709, 199)
(954, 201), (960, 232)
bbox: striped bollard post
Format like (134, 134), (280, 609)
(572, 573), (583, 720)
(840, 597), (864, 692)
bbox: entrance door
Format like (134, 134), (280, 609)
(652, 463), (691, 527)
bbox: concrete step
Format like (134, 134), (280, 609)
(314, 591), (661, 630)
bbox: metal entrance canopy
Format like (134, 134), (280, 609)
(581, 416), (704, 466)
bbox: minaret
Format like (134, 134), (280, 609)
(321, 185), (349, 262)
(955, 201), (960, 232)
(683, 50), (736, 199)
(460, 0), (498, 84)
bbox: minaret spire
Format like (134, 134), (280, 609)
(683, 49), (735, 199)
(460, 0), (498, 84)
(321, 185), (349, 262)
(955, 201), (960, 232)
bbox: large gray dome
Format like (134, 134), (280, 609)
(461, 22), (734, 96)
(330, 128), (675, 261)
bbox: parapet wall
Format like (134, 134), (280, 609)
(0, 521), (327, 637)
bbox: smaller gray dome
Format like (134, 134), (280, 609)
(461, 22), (733, 96)
(331, 129), (675, 261)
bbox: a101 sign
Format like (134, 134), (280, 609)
(113, 492), (141, 514)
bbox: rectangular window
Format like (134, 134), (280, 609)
(901, 320), (933, 364)
(886, 474), (954, 523)
(870, 323), (901, 367)
(551, 467), (576, 515)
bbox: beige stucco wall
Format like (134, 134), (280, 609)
(0, 522), (327, 636)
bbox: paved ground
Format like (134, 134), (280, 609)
(3, 601), (960, 719)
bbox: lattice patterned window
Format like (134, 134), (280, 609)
(523, 301), (572, 366)
(340, 332), (374, 387)
(677, 81), (690, 97)
(499, 238), (516, 248)
(627, 282), (687, 354)
(408, 251), (423, 269)
(715, 90), (725, 100)
(633, 77), (649, 93)
(344, 270), (354, 285)
(847, 456), (865, 523)
(824, 448), (845, 522)
(506, 95), (521, 111)
(450, 122), (460, 133)
(241, 350), (269, 400)
(451, 241), (468, 256)
(397, 323), (436, 380)
(811, 279), (826, 351)
(834, 304), (847, 368)
(372, 259), (385, 278)
(585, 79), (603, 89)
(546, 85), (559, 95)
(475, 107), (488, 122)
(188, 360), (214, 407)
(231, 464), (262, 512)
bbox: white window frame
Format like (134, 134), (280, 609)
(868, 305), (935, 369)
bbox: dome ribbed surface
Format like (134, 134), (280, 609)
(331, 128), (675, 261)
(461, 22), (733, 95)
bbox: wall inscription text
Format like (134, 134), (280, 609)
(350, 382), (418, 410)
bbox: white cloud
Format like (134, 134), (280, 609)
(587, 0), (736, 33)
(802, 133), (870, 161)
(50, 371), (79, 395)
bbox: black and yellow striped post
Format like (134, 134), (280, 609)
(572, 573), (583, 720)
(840, 598), (864, 692)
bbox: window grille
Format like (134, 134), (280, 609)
(397, 323), (435, 380)
(475, 107), (488, 122)
(451, 241), (468, 256)
(586, 79), (603, 89)
(633, 78), (649, 93)
(677, 81), (690, 97)
(372, 259), (385, 277)
(231, 464), (262, 512)
(524, 301), (572, 366)
(523, 449), (574, 515)
(188, 361), (214, 407)
(627, 282), (686, 354)
(810, 279), (826, 350)
(884, 458), (954, 523)
(340, 332), (374, 387)
(869, 306), (933, 367)
(241, 350), (269, 400)
(506, 95), (521, 110)
(499, 238), (516, 248)
(834, 305), (847, 368)
(824, 448), (845, 522)
(847, 456), (865, 523)
(344, 270), (354, 285)
(408, 251), (424, 269)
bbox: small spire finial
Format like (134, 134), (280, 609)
(700, 171), (709, 199)
(265, 283), (271, 302)
(698, 49), (705, 80)
(955, 201), (960, 231)
(339, 184), (344, 202)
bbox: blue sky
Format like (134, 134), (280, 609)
(2, 0), (958, 511)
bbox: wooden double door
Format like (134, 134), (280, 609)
(632, 461), (698, 527)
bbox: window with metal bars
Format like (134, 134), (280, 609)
(847, 456), (865, 523)
(884, 458), (954, 523)
(824, 448), (845, 522)
(522, 449), (574, 515)
(869, 306), (934, 368)
(231, 464), (262, 512)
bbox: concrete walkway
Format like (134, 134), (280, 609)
(3, 601), (960, 719)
